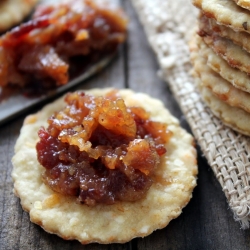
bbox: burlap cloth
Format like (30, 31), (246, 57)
(131, 0), (250, 229)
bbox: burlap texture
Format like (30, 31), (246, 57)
(131, 0), (250, 229)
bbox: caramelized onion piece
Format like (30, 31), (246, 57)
(19, 45), (69, 84)
(122, 139), (160, 175)
(98, 98), (136, 138)
(36, 91), (172, 205)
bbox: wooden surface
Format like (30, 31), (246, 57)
(1, 1), (250, 249)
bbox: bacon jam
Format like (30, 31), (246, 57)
(36, 90), (172, 205)
(0, 0), (127, 88)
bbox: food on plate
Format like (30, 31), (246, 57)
(0, 0), (39, 33)
(0, 0), (127, 89)
(12, 88), (197, 244)
(191, 0), (250, 136)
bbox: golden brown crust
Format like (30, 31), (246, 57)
(199, 15), (250, 54)
(198, 36), (250, 93)
(192, 35), (250, 113)
(190, 35), (250, 136)
(192, 0), (250, 34)
(12, 88), (197, 244)
(201, 34), (250, 75)
(199, 85), (250, 136)
(232, 0), (250, 11)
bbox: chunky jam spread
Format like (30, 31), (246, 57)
(0, 0), (127, 88)
(36, 91), (172, 205)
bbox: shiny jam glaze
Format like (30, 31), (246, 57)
(36, 91), (172, 205)
(0, 0), (127, 88)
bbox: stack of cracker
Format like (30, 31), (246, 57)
(131, 0), (250, 228)
(191, 0), (250, 136)
(131, 0), (250, 229)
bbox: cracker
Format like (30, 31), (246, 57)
(192, 0), (250, 34)
(198, 85), (250, 136)
(202, 33), (250, 75)
(232, 0), (250, 10)
(197, 36), (250, 93)
(0, 0), (39, 32)
(11, 88), (197, 244)
(199, 14), (250, 54)
(191, 39), (250, 113)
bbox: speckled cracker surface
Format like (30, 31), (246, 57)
(199, 15), (250, 54)
(190, 35), (250, 136)
(0, 0), (39, 32)
(192, 36), (250, 113)
(192, 0), (250, 33)
(202, 34), (250, 75)
(198, 36), (250, 93)
(199, 86), (250, 136)
(11, 88), (197, 244)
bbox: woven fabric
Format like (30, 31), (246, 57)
(131, 0), (250, 229)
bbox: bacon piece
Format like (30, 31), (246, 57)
(18, 46), (69, 85)
(0, 0), (127, 88)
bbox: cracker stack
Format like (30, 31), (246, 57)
(131, 0), (250, 228)
(191, 0), (250, 136)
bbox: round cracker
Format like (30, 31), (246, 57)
(199, 85), (250, 136)
(11, 88), (197, 244)
(232, 0), (250, 11)
(202, 32), (250, 75)
(192, 0), (250, 34)
(0, 0), (39, 32)
(191, 37), (250, 113)
(199, 14), (250, 54)
(197, 36), (250, 93)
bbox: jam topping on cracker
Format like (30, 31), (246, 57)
(0, 0), (127, 89)
(36, 90), (172, 205)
